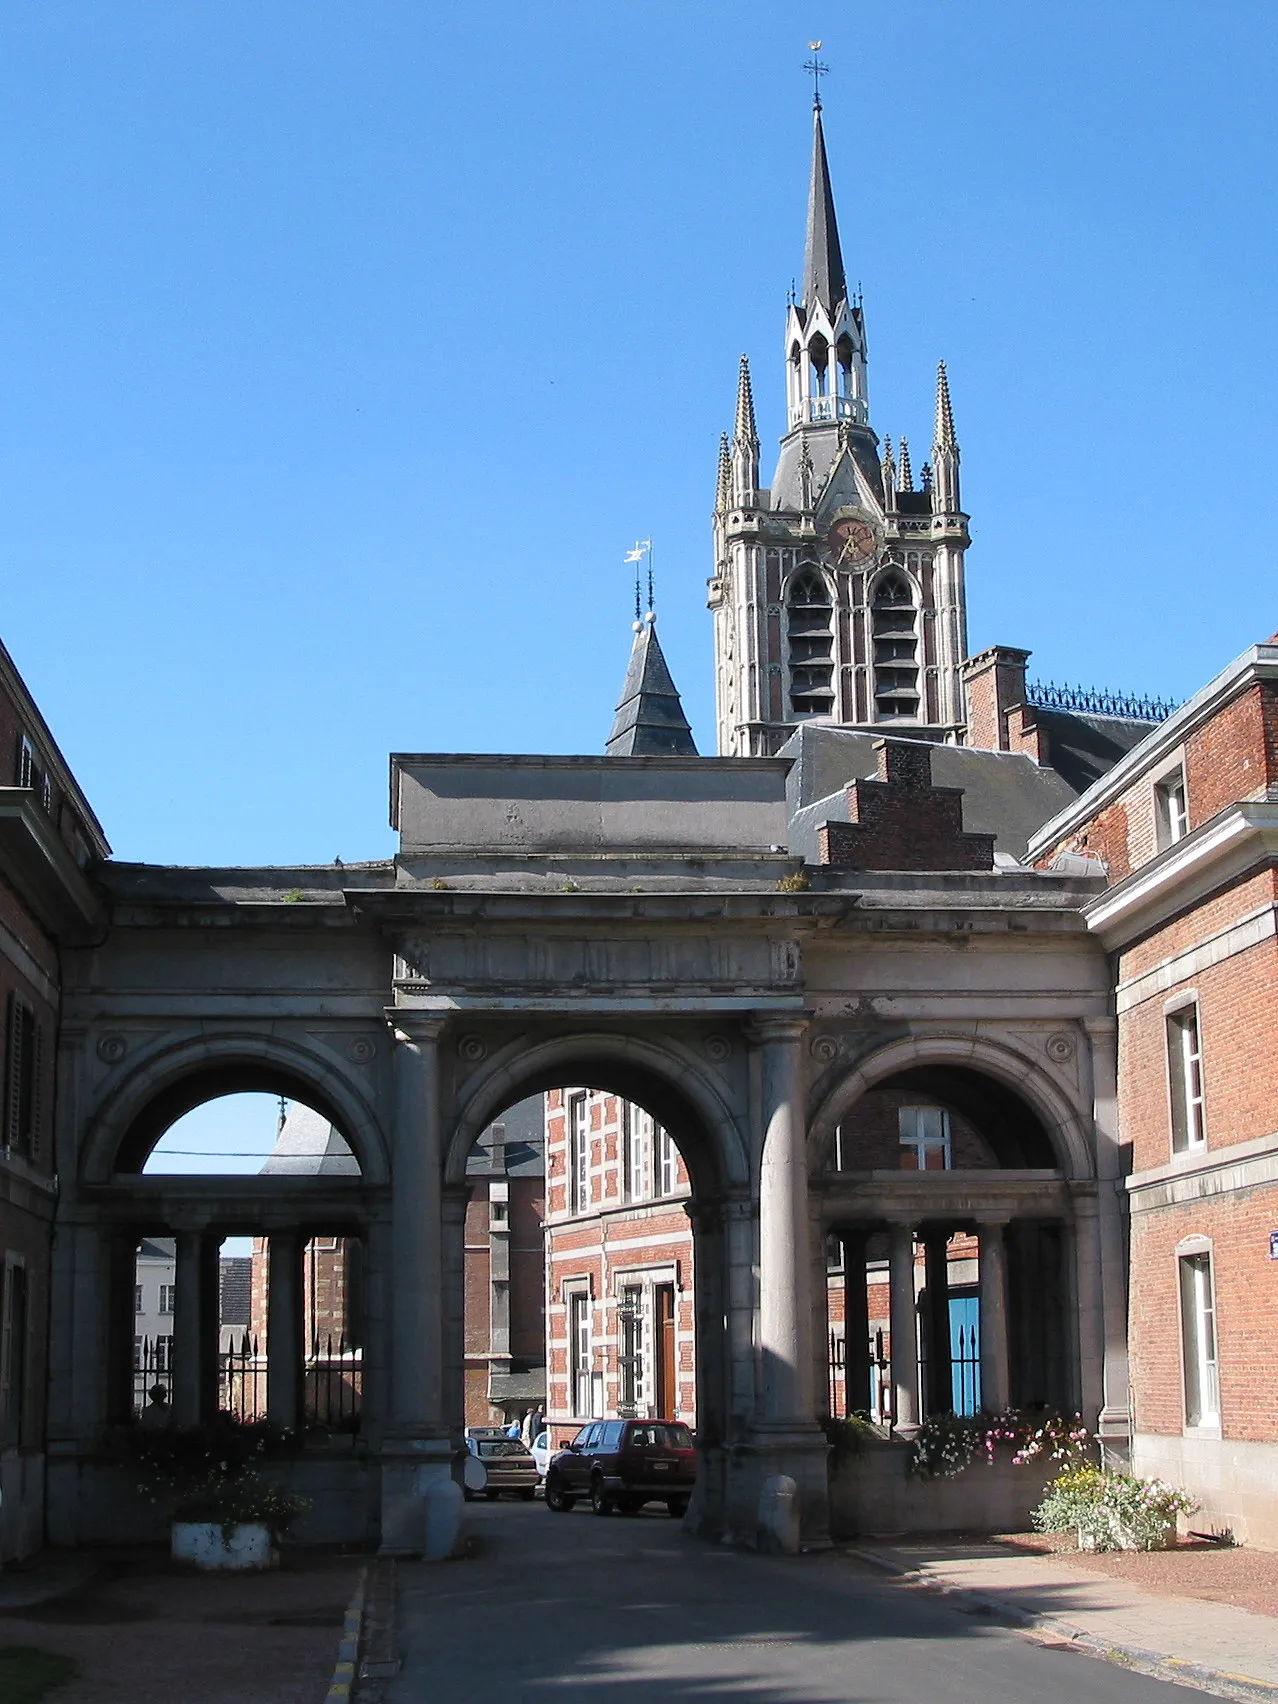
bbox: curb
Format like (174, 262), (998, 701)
(845, 1545), (1278, 1704)
(324, 1563), (369, 1704)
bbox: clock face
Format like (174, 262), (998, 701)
(828, 511), (881, 567)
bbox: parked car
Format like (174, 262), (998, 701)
(544, 1419), (696, 1517)
(465, 1434), (539, 1500)
(530, 1429), (552, 1483)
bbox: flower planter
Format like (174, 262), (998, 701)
(171, 1520), (278, 1571)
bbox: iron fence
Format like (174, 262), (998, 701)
(134, 1331), (363, 1432)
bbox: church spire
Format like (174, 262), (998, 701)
(931, 360), (960, 513)
(606, 618), (698, 757)
(730, 353), (760, 506)
(897, 436), (913, 492)
(802, 105), (847, 315)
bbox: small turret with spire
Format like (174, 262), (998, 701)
(897, 436), (913, 492)
(730, 354), (759, 508)
(931, 360), (960, 514)
(715, 432), (731, 515)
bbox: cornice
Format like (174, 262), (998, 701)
(1028, 643), (1278, 861)
(0, 789), (104, 935)
(1082, 801), (1278, 949)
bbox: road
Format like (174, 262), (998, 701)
(387, 1498), (1205, 1703)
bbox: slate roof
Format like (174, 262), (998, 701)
(1030, 710), (1156, 793)
(260, 1101), (359, 1176)
(219, 1257), (252, 1327)
(605, 622), (697, 757)
(467, 1093), (545, 1178)
(802, 106), (847, 314)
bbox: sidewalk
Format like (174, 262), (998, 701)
(0, 1546), (363, 1704)
(847, 1538), (1278, 1701)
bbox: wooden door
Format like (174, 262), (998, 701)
(654, 1284), (676, 1418)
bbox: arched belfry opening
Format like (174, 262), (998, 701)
(815, 1059), (1078, 1436)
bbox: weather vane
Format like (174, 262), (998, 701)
(803, 40), (829, 109)
(623, 539), (654, 625)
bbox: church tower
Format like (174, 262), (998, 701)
(709, 99), (971, 756)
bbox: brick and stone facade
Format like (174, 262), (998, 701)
(1030, 635), (1278, 1545)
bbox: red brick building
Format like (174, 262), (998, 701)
(1031, 634), (1278, 1544)
(0, 638), (108, 1559)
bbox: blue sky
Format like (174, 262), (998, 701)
(3, 0), (1275, 870)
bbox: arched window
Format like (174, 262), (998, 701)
(787, 569), (834, 717)
(871, 571), (920, 720)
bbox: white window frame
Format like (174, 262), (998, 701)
(1153, 762), (1190, 850)
(158, 1284), (177, 1315)
(569, 1093), (590, 1216)
(626, 1104), (652, 1203)
(1165, 996), (1206, 1153)
(1178, 1242), (1220, 1431)
(656, 1126), (678, 1197)
(898, 1106), (952, 1170)
(566, 1287), (592, 1419)
(617, 1281), (645, 1414)
(16, 736), (35, 791)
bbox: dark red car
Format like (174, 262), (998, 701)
(544, 1418), (696, 1517)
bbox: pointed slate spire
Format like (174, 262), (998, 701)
(715, 432), (731, 514)
(606, 619), (698, 757)
(802, 106), (847, 315)
(897, 436), (913, 492)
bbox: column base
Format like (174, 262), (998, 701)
(723, 1423), (831, 1553)
(378, 1435), (458, 1557)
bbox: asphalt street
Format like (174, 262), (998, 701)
(388, 1499), (1207, 1704)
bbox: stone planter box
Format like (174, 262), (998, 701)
(171, 1521), (278, 1571)
(829, 1439), (1055, 1540)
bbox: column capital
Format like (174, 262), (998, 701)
(1082, 1014), (1118, 1044)
(745, 1012), (810, 1048)
(385, 1010), (450, 1045)
(974, 1212), (1012, 1231)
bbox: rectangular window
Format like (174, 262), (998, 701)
(1155, 768), (1190, 849)
(3, 994), (40, 1159)
(158, 1284), (177, 1315)
(135, 1284), (144, 1314)
(1167, 1005), (1206, 1152)
(16, 737), (35, 790)
(1180, 1252), (1219, 1427)
(618, 1283), (644, 1413)
(626, 1105), (651, 1203)
(154, 1334), (174, 1374)
(0, 1262), (28, 1448)
(570, 1095), (590, 1215)
(898, 1106), (951, 1171)
(569, 1292), (591, 1417)
(656, 1127), (679, 1198)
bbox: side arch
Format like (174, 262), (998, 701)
(807, 1031), (1095, 1180)
(80, 1030), (391, 1184)
(444, 1030), (750, 1195)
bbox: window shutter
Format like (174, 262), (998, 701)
(4, 994), (21, 1152)
(29, 1020), (43, 1163)
(0, 1267), (11, 1443)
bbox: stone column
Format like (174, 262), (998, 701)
(172, 1229), (208, 1427)
(922, 1229), (953, 1417)
(978, 1218), (1011, 1415)
(754, 1017), (814, 1426)
(266, 1231), (304, 1432)
(840, 1227), (871, 1419)
(887, 1221), (920, 1434)
(440, 1187), (469, 1438)
(381, 1015), (452, 1555)
(685, 1198), (728, 1537)
(1084, 1017), (1131, 1456)
(1071, 1187), (1105, 1428)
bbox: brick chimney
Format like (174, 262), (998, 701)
(816, 740), (996, 871)
(961, 645), (1047, 761)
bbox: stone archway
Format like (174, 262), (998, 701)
(439, 1027), (756, 1538)
(807, 1028), (1099, 1436)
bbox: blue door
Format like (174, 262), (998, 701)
(950, 1295), (981, 1415)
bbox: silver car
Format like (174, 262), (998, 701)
(466, 1435), (539, 1500)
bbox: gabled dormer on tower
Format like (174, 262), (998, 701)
(709, 94), (971, 756)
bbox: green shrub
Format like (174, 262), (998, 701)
(821, 1413), (882, 1475)
(1033, 1466), (1196, 1551)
